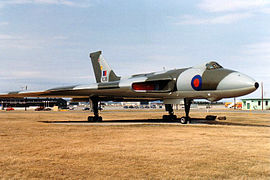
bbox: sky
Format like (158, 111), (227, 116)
(0, 0), (269, 100)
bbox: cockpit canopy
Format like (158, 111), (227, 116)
(206, 61), (223, 70)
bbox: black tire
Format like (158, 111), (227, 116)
(163, 115), (169, 120)
(88, 116), (94, 122)
(163, 115), (177, 120)
(180, 117), (187, 124)
(98, 116), (103, 122)
(88, 116), (102, 122)
(171, 115), (177, 120)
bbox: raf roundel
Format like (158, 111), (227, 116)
(191, 75), (202, 91)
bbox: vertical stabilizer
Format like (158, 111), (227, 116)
(90, 51), (120, 83)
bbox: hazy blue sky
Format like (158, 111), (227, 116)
(0, 0), (269, 99)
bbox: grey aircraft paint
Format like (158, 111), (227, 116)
(90, 51), (120, 83)
(0, 51), (258, 103)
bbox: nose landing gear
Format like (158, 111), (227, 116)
(179, 98), (192, 124)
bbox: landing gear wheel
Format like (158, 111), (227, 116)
(163, 115), (177, 120)
(171, 115), (177, 120)
(88, 116), (94, 122)
(88, 116), (102, 122)
(163, 115), (169, 120)
(180, 116), (188, 124)
(96, 116), (103, 122)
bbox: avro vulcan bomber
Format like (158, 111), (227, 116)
(0, 51), (259, 123)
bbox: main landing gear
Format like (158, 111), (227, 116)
(88, 97), (102, 122)
(163, 98), (192, 124)
(163, 104), (177, 120)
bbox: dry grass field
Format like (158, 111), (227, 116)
(0, 109), (269, 179)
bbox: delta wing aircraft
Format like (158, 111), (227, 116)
(0, 51), (259, 123)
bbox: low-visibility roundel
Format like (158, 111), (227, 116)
(191, 75), (202, 91)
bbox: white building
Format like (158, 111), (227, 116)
(121, 102), (140, 106)
(242, 98), (270, 110)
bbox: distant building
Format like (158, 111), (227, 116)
(121, 102), (140, 106)
(0, 98), (67, 110)
(242, 98), (270, 110)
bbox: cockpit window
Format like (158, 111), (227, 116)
(206, 61), (223, 70)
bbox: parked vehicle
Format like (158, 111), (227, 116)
(6, 107), (14, 111)
(35, 107), (45, 111)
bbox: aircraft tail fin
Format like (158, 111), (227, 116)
(90, 51), (120, 83)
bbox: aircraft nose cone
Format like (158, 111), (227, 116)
(217, 72), (257, 90)
(255, 82), (259, 89)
